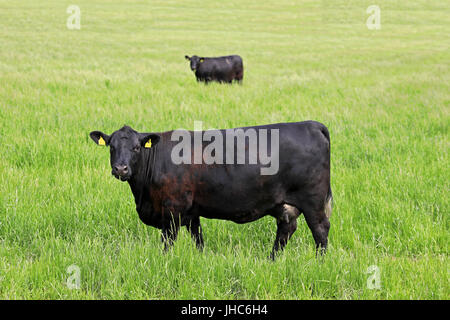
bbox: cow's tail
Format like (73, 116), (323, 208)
(319, 123), (332, 219)
(319, 124), (330, 145)
(324, 185), (333, 219)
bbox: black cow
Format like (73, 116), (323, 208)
(184, 55), (244, 83)
(89, 121), (332, 259)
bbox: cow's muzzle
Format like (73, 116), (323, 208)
(112, 165), (131, 181)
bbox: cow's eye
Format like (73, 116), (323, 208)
(133, 146), (140, 152)
(110, 146), (115, 152)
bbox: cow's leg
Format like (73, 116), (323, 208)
(270, 204), (300, 260)
(161, 222), (179, 251)
(186, 216), (204, 250)
(235, 70), (243, 84)
(302, 205), (330, 255)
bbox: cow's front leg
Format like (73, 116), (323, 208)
(186, 216), (204, 250)
(270, 205), (300, 260)
(161, 222), (179, 251)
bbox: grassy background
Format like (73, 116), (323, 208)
(0, 0), (448, 299)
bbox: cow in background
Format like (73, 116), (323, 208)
(185, 55), (244, 84)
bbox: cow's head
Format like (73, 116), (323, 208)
(185, 55), (204, 71)
(90, 126), (160, 181)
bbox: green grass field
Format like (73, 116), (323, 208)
(0, 0), (448, 299)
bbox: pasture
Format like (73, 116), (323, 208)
(0, 0), (448, 299)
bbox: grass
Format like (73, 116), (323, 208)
(0, 0), (448, 299)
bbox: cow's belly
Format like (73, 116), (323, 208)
(191, 183), (280, 223)
(195, 204), (269, 224)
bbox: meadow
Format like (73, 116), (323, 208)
(0, 0), (448, 299)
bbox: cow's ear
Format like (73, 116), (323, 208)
(90, 131), (110, 146)
(139, 133), (160, 149)
(185, 55), (190, 60)
(199, 58), (205, 63)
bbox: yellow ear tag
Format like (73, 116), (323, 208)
(98, 136), (106, 146)
(144, 139), (152, 148)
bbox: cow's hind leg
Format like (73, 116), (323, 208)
(186, 216), (204, 250)
(302, 204), (330, 255)
(234, 70), (243, 84)
(270, 204), (300, 260)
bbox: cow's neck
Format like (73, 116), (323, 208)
(127, 147), (157, 208)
